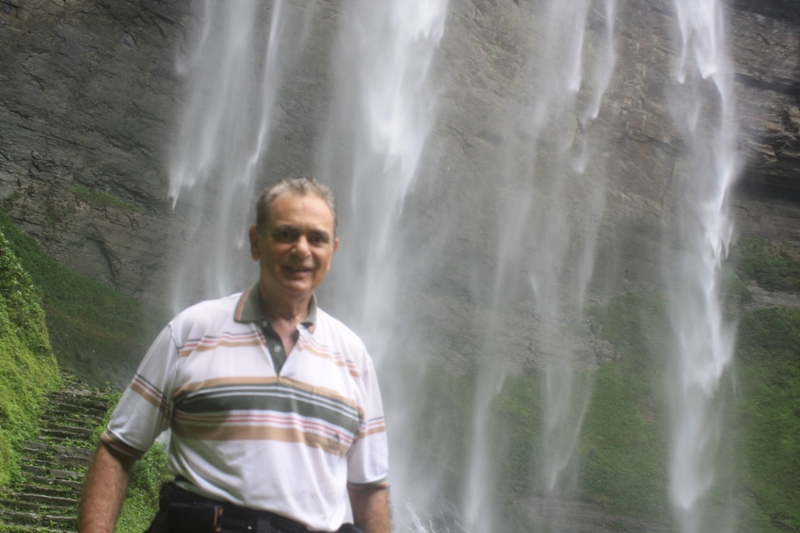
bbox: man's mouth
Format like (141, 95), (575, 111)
(282, 265), (312, 275)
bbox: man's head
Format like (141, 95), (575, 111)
(249, 177), (339, 304)
(255, 177), (337, 237)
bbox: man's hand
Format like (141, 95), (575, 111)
(78, 442), (136, 533)
(349, 486), (391, 533)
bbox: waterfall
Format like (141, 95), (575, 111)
(164, 1), (745, 532)
(666, 0), (740, 531)
(167, 0), (321, 310)
(316, 1), (450, 529)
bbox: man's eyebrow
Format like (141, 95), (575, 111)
(309, 229), (331, 239)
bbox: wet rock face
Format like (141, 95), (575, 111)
(0, 0), (799, 309)
(0, 0), (190, 301)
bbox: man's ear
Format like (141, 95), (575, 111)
(333, 237), (340, 254)
(248, 225), (260, 260)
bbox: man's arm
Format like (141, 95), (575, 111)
(349, 486), (391, 533)
(78, 442), (136, 533)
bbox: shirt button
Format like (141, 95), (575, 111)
(261, 320), (267, 327)
(274, 345), (282, 352)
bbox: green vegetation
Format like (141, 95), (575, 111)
(2, 199), (798, 532)
(580, 295), (671, 519)
(70, 184), (144, 214)
(117, 443), (171, 533)
(731, 236), (800, 292)
(0, 208), (167, 386)
(91, 393), (171, 533)
(735, 308), (800, 531)
(413, 286), (799, 532)
(0, 227), (61, 487)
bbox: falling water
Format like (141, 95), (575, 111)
(168, 0), (321, 309)
(666, 0), (739, 532)
(164, 1), (744, 532)
(316, 1), (450, 530)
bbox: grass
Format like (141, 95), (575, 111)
(0, 208), (170, 529)
(2, 199), (798, 532)
(70, 185), (145, 214)
(117, 443), (171, 533)
(579, 295), (671, 520)
(0, 207), (168, 386)
(734, 308), (800, 532)
(731, 236), (800, 293)
(409, 288), (799, 533)
(91, 393), (171, 533)
(0, 227), (61, 487)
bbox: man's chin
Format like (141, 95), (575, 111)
(278, 279), (315, 296)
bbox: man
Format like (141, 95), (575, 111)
(79, 177), (391, 533)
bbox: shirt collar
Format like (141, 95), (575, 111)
(234, 282), (317, 328)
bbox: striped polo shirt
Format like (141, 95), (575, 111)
(103, 285), (388, 532)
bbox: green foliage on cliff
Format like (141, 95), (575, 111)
(736, 307), (800, 532)
(0, 208), (167, 386)
(414, 292), (800, 533)
(117, 443), (171, 533)
(91, 393), (171, 533)
(732, 236), (800, 292)
(0, 227), (61, 487)
(70, 184), (144, 214)
(580, 295), (671, 519)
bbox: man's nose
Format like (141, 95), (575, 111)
(294, 235), (311, 255)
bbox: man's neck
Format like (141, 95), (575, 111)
(258, 284), (311, 325)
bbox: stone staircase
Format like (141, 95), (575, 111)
(0, 383), (112, 533)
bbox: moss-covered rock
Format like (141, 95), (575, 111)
(0, 227), (61, 487)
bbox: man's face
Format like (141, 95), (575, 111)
(249, 192), (339, 301)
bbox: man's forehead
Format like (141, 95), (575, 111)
(268, 193), (334, 226)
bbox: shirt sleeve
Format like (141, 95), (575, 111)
(346, 355), (389, 489)
(101, 323), (180, 460)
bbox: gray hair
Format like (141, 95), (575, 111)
(255, 177), (337, 235)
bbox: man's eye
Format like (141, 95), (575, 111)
(308, 232), (329, 245)
(274, 228), (298, 241)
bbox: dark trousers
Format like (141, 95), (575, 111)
(146, 482), (366, 533)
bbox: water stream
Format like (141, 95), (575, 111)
(166, 1), (741, 531)
(666, 0), (739, 531)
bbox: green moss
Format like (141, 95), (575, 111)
(732, 236), (800, 293)
(70, 185), (144, 214)
(410, 293), (800, 533)
(88, 392), (171, 533)
(414, 366), (476, 476)
(734, 308), (800, 531)
(0, 228), (61, 488)
(116, 443), (171, 533)
(0, 208), (168, 386)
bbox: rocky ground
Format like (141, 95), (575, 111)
(0, 382), (110, 533)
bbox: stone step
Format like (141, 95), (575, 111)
(22, 442), (48, 454)
(40, 412), (105, 426)
(0, 378), (112, 533)
(28, 446), (94, 469)
(40, 426), (94, 441)
(21, 465), (82, 480)
(0, 493), (78, 510)
(25, 458), (87, 472)
(0, 520), (74, 533)
(23, 475), (83, 493)
(22, 443), (94, 460)
(0, 509), (76, 529)
(18, 483), (79, 499)
(42, 405), (100, 416)
(46, 392), (109, 412)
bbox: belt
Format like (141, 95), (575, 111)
(160, 481), (310, 533)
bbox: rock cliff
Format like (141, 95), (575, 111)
(1, 0), (798, 312)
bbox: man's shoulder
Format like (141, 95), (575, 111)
(170, 292), (243, 337)
(314, 308), (368, 352)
